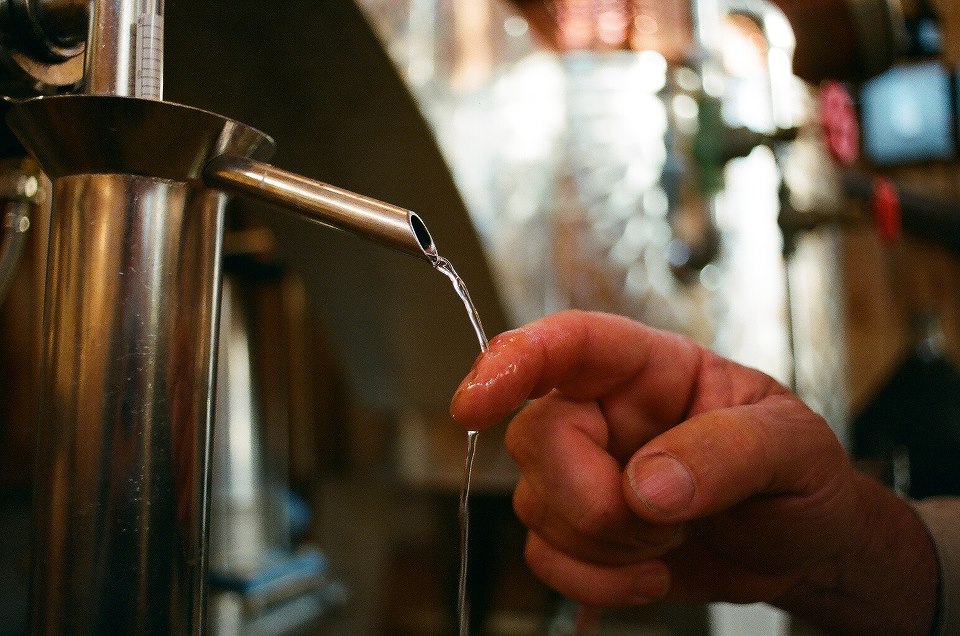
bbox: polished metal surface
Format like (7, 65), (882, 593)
(31, 173), (227, 634)
(0, 160), (40, 301)
(209, 275), (286, 576)
(10, 95), (273, 634)
(205, 155), (437, 263)
(6, 95), (275, 178)
(82, 0), (164, 98)
(0, 0), (164, 97)
(84, 0), (137, 95)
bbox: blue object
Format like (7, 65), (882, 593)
(860, 61), (956, 165)
(209, 549), (328, 596)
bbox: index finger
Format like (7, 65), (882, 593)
(450, 310), (705, 431)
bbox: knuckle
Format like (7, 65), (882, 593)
(512, 483), (545, 531)
(570, 489), (622, 538)
(504, 410), (536, 466)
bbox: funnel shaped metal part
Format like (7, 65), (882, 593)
(6, 94), (275, 179)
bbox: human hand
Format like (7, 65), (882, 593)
(451, 310), (937, 633)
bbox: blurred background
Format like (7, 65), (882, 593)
(0, 0), (958, 634)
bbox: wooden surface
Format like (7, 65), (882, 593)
(844, 225), (960, 416)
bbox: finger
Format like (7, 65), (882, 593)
(622, 394), (851, 524)
(504, 396), (633, 539)
(513, 476), (685, 566)
(450, 310), (705, 431)
(660, 540), (796, 604)
(523, 532), (671, 607)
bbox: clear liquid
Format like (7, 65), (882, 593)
(434, 257), (489, 354)
(433, 255), (488, 636)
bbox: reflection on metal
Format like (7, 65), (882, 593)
(209, 273), (341, 636)
(84, 0), (138, 95)
(0, 158), (41, 302)
(6, 95), (274, 179)
(0, 0), (164, 96)
(32, 173), (226, 633)
(9, 94), (273, 634)
(9, 90), (444, 633)
(205, 155), (437, 263)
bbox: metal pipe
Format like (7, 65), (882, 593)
(84, 0), (136, 95)
(204, 155), (438, 263)
(209, 274), (281, 577)
(84, 0), (163, 97)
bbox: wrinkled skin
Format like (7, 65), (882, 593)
(451, 311), (936, 634)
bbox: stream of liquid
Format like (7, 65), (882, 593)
(433, 255), (488, 636)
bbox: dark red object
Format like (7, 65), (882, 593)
(872, 175), (902, 245)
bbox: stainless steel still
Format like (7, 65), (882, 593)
(0, 0), (458, 633)
(7, 88), (441, 632)
(9, 95), (274, 634)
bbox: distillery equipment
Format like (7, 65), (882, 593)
(0, 0), (924, 633)
(0, 1), (450, 632)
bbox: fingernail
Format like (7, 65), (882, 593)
(629, 454), (695, 516)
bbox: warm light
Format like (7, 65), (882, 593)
(634, 14), (657, 36)
(720, 14), (768, 77)
(546, 0), (691, 59)
(597, 9), (629, 46)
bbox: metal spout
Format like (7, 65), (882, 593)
(204, 155), (437, 263)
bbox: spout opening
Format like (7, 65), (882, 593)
(410, 213), (436, 260)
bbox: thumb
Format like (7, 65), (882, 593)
(621, 394), (843, 523)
